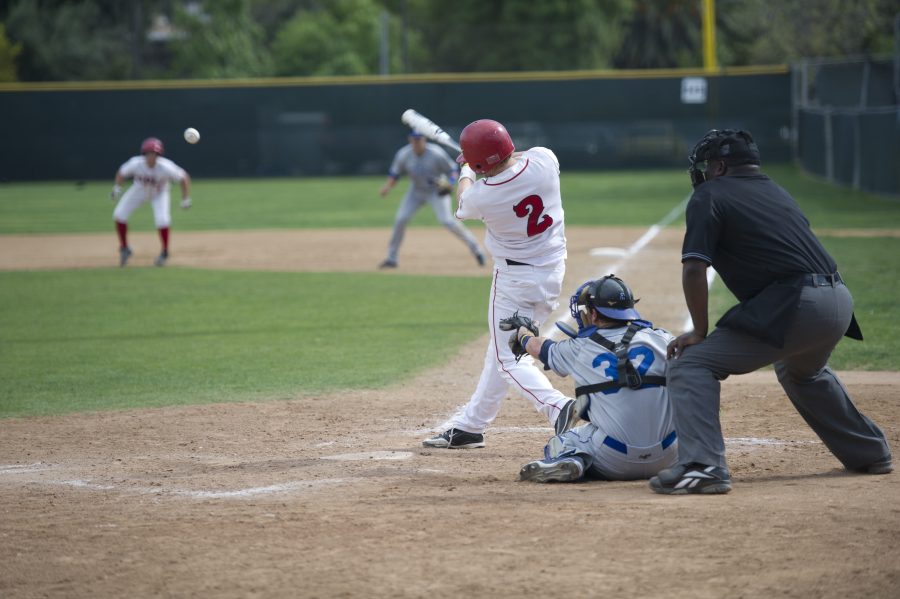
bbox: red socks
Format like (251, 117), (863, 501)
(158, 227), (170, 252)
(115, 221), (128, 249)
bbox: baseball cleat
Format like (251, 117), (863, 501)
(378, 259), (398, 269)
(649, 463), (732, 495)
(475, 252), (486, 267)
(119, 246), (133, 267)
(154, 250), (169, 267)
(554, 398), (586, 436)
(519, 456), (584, 483)
(422, 428), (485, 449)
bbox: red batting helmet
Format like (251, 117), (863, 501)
(140, 137), (164, 155)
(459, 119), (515, 174)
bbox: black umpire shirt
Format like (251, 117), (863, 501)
(682, 172), (837, 302)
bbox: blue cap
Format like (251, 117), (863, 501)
(408, 130), (424, 138)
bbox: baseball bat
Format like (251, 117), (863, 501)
(401, 109), (461, 153)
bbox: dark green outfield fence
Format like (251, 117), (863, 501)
(0, 68), (792, 181)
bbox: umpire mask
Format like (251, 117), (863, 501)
(688, 129), (761, 188)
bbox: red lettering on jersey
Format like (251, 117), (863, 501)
(513, 195), (553, 237)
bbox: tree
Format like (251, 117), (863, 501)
(414, 0), (633, 72)
(614, 0), (701, 69)
(270, 0), (420, 76)
(718, 0), (898, 66)
(0, 23), (22, 82)
(168, 0), (272, 78)
(5, 0), (132, 81)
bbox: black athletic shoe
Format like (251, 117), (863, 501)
(378, 259), (398, 269)
(649, 463), (732, 495)
(422, 428), (485, 449)
(853, 458), (893, 475)
(475, 252), (486, 267)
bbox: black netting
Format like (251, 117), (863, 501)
(830, 113), (857, 187)
(859, 111), (900, 195)
(796, 58), (898, 196)
(797, 110), (826, 175)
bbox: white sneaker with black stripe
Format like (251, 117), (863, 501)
(649, 463), (732, 495)
(422, 428), (485, 449)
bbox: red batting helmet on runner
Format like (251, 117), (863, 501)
(459, 120), (515, 174)
(140, 137), (164, 155)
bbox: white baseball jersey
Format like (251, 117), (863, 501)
(114, 156), (187, 229)
(389, 143), (457, 195)
(444, 146), (570, 436)
(118, 156), (187, 198)
(456, 147), (566, 267)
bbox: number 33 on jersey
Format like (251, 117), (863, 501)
(456, 147), (566, 267)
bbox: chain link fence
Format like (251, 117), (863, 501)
(793, 50), (899, 197)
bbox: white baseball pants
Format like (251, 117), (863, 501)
(451, 260), (570, 434)
(113, 186), (171, 228)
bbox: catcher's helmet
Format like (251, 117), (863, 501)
(572, 275), (641, 323)
(688, 129), (759, 187)
(140, 137), (164, 156)
(459, 119), (515, 174)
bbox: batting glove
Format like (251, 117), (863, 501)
(180, 197), (192, 209)
(110, 184), (122, 201)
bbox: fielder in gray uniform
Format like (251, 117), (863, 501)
(377, 131), (485, 269)
(511, 275), (678, 483)
(651, 129), (892, 495)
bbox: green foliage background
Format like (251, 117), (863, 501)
(1, 0), (896, 81)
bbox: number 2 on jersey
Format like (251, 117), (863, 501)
(513, 195), (553, 237)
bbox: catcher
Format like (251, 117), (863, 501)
(502, 275), (679, 483)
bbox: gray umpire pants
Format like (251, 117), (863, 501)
(667, 282), (891, 471)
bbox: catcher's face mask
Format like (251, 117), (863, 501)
(569, 281), (594, 330)
(688, 129), (761, 188)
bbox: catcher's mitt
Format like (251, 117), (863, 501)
(435, 174), (453, 196)
(499, 312), (540, 361)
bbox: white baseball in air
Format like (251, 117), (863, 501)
(183, 127), (200, 144)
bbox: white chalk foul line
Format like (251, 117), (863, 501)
(550, 195), (691, 340)
(1, 454), (413, 500)
(0, 462), (51, 474)
(171, 478), (348, 499)
(681, 265), (719, 334)
(320, 451), (413, 461)
(726, 437), (821, 448)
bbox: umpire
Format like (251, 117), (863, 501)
(650, 129), (892, 495)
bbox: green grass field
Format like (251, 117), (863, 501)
(6, 164), (897, 234)
(1, 164), (897, 418)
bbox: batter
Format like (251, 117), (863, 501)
(423, 119), (576, 449)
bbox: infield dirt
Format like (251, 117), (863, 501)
(1, 226), (898, 598)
